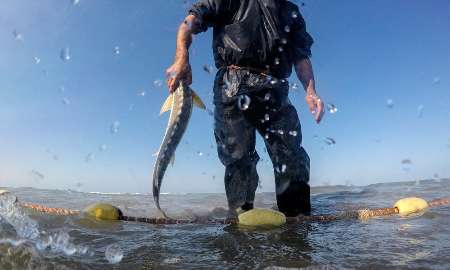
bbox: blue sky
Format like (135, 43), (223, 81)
(0, 0), (449, 193)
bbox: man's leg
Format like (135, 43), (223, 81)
(256, 100), (311, 217)
(214, 103), (260, 215)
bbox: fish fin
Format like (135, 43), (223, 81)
(191, 90), (206, 110)
(160, 94), (174, 115)
(170, 153), (175, 167)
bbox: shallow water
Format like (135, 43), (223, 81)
(1, 180), (450, 270)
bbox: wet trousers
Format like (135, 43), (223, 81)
(213, 68), (311, 217)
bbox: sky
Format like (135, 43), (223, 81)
(0, 0), (449, 194)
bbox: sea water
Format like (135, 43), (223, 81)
(1, 180), (449, 269)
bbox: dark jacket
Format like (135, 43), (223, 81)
(189, 0), (314, 78)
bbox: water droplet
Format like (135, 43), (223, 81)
(327, 103), (338, 114)
(264, 93), (271, 101)
(290, 83), (299, 91)
(137, 90), (146, 97)
(105, 244), (123, 264)
(62, 97), (70, 105)
(386, 99), (394, 109)
(60, 48), (71, 62)
(59, 85), (65, 93)
(110, 121), (120, 134)
(281, 164), (287, 173)
(432, 77), (441, 85)
(99, 144), (107, 152)
(270, 78), (279, 85)
(85, 153), (94, 163)
(34, 57), (41, 64)
(30, 170), (45, 182)
(128, 104), (135, 111)
(281, 38), (287, 45)
(237, 95), (251, 111)
(197, 151), (203, 156)
(113, 46), (120, 55)
(401, 159), (412, 165)
(274, 58), (280, 65)
(265, 134), (269, 140)
(278, 130), (284, 135)
(289, 130), (298, 136)
(323, 137), (336, 145)
(203, 64), (214, 74)
(417, 104), (424, 118)
(72, 0), (80, 6)
(278, 46), (284, 52)
(264, 114), (270, 121)
(291, 11), (298, 18)
(153, 79), (163, 88)
(284, 25), (291, 33)
(12, 30), (23, 41)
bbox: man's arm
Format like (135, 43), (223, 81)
(166, 15), (199, 93)
(295, 57), (324, 123)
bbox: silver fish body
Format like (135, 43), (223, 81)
(152, 84), (197, 218)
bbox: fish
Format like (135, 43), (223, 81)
(152, 82), (206, 218)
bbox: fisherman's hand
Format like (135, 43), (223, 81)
(166, 60), (192, 93)
(305, 90), (324, 123)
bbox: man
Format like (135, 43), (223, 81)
(166, 0), (324, 217)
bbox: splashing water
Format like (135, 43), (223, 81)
(0, 193), (39, 240)
(105, 244), (123, 264)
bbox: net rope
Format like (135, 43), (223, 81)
(14, 198), (450, 225)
